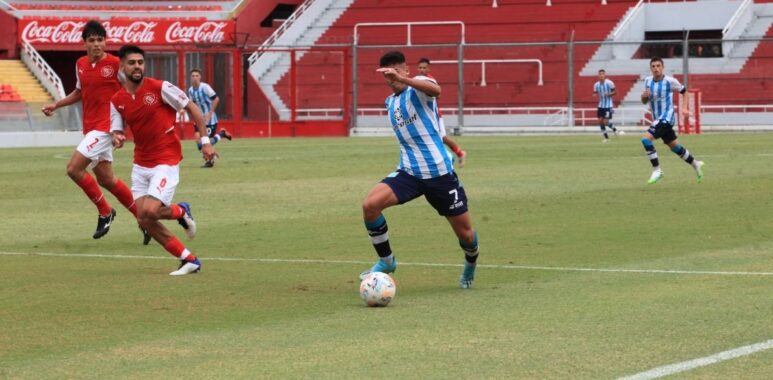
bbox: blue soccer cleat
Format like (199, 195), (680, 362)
(459, 262), (476, 289)
(359, 257), (397, 281)
(177, 202), (197, 240)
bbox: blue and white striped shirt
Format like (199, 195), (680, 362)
(644, 75), (684, 126)
(385, 76), (453, 179)
(593, 79), (615, 109)
(187, 82), (218, 126)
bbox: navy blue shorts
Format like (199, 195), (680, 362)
(647, 121), (678, 144)
(381, 170), (469, 217)
(192, 123), (218, 138)
(597, 107), (613, 119)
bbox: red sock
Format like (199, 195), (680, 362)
(168, 204), (184, 219)
(163, 237), (197, 262)
(77, 173), (112, 216)
(109, 179), (137, 217)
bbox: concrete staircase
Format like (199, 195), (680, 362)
(0, 60), (53, 103)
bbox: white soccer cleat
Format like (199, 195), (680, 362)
(694, 160), (705, 183)
(647, 169), (664, 184)
(169, 258), (201, 276)
(602, 139), (609, 144)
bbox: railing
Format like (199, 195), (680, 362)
(353, 21), (466, 45)
(723, 0), (752, 36)
(247, 0), (316, 66)
(702, 104), (773, 113)
(610, 0), (644, 39)
(432, 59), (543, 86)
(20, 39), (65, 99)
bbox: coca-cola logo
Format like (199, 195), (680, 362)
(22, 21), (87, 44)
(21, 19), (232, 45)
(104, 21), (157, 44)
(165, 21), (227, 44)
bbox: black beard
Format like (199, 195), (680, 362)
(129, 74), (143, 84)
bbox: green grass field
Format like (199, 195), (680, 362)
(1, 133), (772, 379)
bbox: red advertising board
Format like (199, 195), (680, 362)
(18, 18), (235, 46)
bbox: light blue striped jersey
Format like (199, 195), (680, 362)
(187, 82), (218, 126)
(644, 75), (684, 126)
(593, 79), (615, 108)
(384, 76), (453, 179)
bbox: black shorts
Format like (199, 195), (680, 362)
(193, 123), (218, 138)
(597, 107), (613, 119)
(647, 121), (678, 144)
(381, 170), (469, 217)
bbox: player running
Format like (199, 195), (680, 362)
(640, 57), (704, 184)
(110, 45), (215, 275)
(359, 51), (480, 289)
(187, 69), (232, 168)
(41, 20), (149, 244)
(593, 69), (622, 143)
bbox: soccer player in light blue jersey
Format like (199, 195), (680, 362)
(640, 57), (704, 184)
(593, 69), (622, 143)
(359, 51), (479, 289)
(188, 69), (232, 168)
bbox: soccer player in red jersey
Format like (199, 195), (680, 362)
(110, 44), (215, 275)
(416, 57), (467, 167)
(41, 20), (147, 242)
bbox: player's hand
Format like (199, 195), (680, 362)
(642, 89), (651, 98)
(201, 143), (215, 161)
(41, 103), (57, 117)
(112, 132), (126, 149)
(376, 67), (401, 82)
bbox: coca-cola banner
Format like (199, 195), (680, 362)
(19, 19), (235, 46)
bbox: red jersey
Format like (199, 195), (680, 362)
(110, 77), (190, 167)
(76, 53), (121, 134)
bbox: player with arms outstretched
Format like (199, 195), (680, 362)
(640, 57), (704, 184)
(41, 20), (148, 243)
(110, 45), (215, 275)
(359, 51), (480, 289)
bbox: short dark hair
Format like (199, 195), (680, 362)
(418, 57), (430, 65)
(379, 51), (405, 67)
(118, 45), (145, 60)
(598, 69), (606, 73)
(650, 56), (664, 65)
(190, 68), (202, 75)
(82, 20), (106, 41)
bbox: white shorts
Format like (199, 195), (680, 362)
(76, 130), (113, 168)
(131, 164), (180, 206)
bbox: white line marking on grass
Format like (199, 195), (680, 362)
(2, 251), (773, 277)
(618, 339), (773, 380)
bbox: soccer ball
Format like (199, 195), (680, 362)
(359, 272), (396, 307)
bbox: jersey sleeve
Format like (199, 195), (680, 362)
(409, 76), (438, 102)
(109, 102), (124, 132)
(203, 83), (217, 99)
(670, 77), (686, 93)
(608, 80), (616, 91)
(161, 81), (190, 111)
(75, 65), (81, 90)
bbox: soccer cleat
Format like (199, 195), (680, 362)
(219, 128), (232, 141)
(459, 262), (476, 289)
(176, 202), (197, 240)
(647, 169), (664, 184)
(359, 257), (397, 281)
(602, 139), (609, 144)
(169, 258), (201, 276)
(93, 208), (116, 239)
(694, 161), (705, 183)
(457, 150), (467, 168)
(139, 226), (151, 245)
(201, 160), (214, 168)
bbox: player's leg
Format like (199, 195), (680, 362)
(68, 133), (115, 238)
(641, 126), (663, 184)
(359, 171), (422, 279)
(666, 138), (704, 182)
(597, 109), (609, 142)
(606, 109), (619, 135)
(424, 172), (478, 288)
(93, 160), (150, 245)
(135, 196), (200, 275)
(200, 126), (220, 168)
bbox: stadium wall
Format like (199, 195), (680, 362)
(0, 10), (17, 58)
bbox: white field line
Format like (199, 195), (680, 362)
(1, 251), (773, 277)
(618, 339), (773, 380)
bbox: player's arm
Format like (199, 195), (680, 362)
(677, 85), (689, 114)
(208, 95), (219, 124)
(41, 89), (82, 116)
(109, 102), (126, 149)
(608, 87), (617, 97)
(377, 68), (440, 97)
(641, 86), (650, 105)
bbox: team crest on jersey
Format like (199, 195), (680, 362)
(101, 66), (114, 78)
(143, 93), (158, 106)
